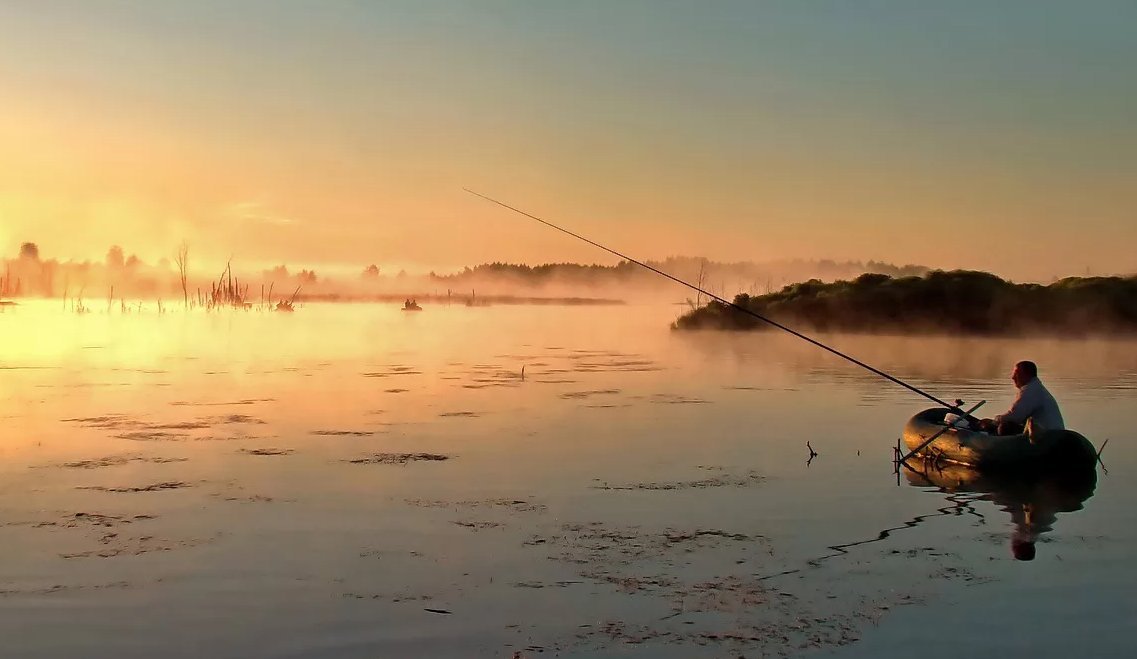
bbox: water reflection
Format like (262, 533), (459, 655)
(1, 301), (1134, 657)
(905, 463), (1098, 561)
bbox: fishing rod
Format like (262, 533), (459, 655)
(464, 188), (969, 417)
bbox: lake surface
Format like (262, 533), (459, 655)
(2, 301), (1135, 658)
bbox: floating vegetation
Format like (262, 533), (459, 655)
(78, 481), (191, 493)
(579, 572), (678, 594)
(455, 364), (525, 389)
(170, 398), (275, 407)
(563, 352), (662, 373)
(559, 389), (621, 400)
(65, 414), (267, 439)
(452, 520), (505, 530)
(62, 415), (136, 429)
(8, 511), (212, 562)
(647, 393), (711, 405)
(0, 581), (131, 597)
(405, 498), (546, 513)
(60, 535), (209, 560)
(461, 381), (519, 390)
(311, 429), (376, 437)
(524, 521), (764, 567)
(347, 453), (450, 465)
(384, 388), (409, 394)
(140, 421), (213, 430)
(438, 411), (479, 418)
(25, 512), (156, 530)
(36, 455), (188, 470)
(114, 431), (193, 442)
(514, 518), (913, 655)
(238, 448), (295, 456)
(592, 469), (764, 491)
(362, 366), (422, 378)
(208, 414), (267, 425)
(572, 362), (661, 373)
(214, 494), (278, 503)
(513, 580), (583, 589)
(341, 591), (439, 604)
(37, 382), (133, 389)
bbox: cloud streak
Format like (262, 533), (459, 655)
(223, 202), (299, 227)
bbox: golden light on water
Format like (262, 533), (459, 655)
(2, 4), (1136, 655)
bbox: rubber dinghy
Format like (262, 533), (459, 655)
(903, 459), (1097, 504)
(903, 407), (1098, 471)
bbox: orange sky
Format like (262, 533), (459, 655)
(1, 2), (1134, 281)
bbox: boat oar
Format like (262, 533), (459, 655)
(897, 400), (986, 467)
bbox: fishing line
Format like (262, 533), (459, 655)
(464, 188), (965, 415)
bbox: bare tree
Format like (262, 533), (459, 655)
(695, 257), (708, 308)
(174, 241), (189, 308)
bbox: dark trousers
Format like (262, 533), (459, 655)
(997, 420), (1025, 436)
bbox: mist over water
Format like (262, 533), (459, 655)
(1, 245), (937, 306)
(1, 301), (1134, 658)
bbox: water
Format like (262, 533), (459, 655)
(2, 301), (1135, 658)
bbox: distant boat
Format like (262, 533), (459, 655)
(275, 300), (294, 312)
(402, 300), (422, 311)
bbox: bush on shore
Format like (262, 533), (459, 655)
(672, 270), (1137, 335)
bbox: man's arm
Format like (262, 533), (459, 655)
(995, 386), (1035, 425)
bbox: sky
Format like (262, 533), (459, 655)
(0, 0), (1134, 280)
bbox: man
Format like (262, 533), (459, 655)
(979, 361), (1065, 436)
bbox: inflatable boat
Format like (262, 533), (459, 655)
(902, 407), (1098, 471)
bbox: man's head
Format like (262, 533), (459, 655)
(1012, 360), (1038, 388)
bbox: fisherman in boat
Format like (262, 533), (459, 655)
(978, 361), (1065, 436)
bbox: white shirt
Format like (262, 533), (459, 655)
(996, 377), (1065, 431)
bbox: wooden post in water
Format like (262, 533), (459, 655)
(893, 438), (901, 473)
